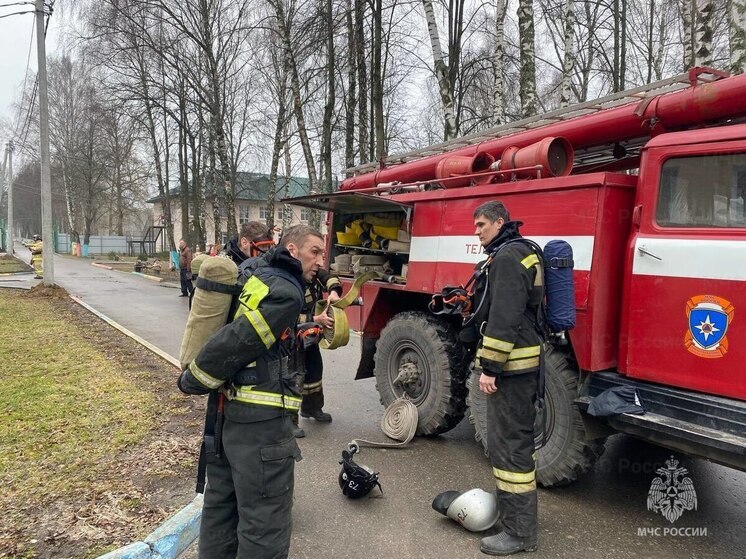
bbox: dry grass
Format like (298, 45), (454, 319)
(0, 289), (203, 559)
(0, 256), (32, 274)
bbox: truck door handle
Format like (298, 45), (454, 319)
(637, 245), (662, 260)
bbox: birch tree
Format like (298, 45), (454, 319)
(422, 0), (457, 140)
(694, 0), (715, 66)
(493, 0), (507, 124)
(517, 0), (537, 116)
(730, 0), (746, 73)
(560, 0), (576, 106)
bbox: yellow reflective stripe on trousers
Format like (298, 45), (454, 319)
(233, 386), (301, 410)
(493, 467), (535, 483)
(482, 335), (514, 352)
(189, 361), (224, 390)
(508, 345), (541, 359)
(502, 356), (540, 371)
(497, 479), (537, 493)
(244, 309), (276, 348)
(521, 254), (539, 269)
(493, 467), (537, 494)
(303, 380), (323, 390)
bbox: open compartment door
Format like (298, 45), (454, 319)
(283, 191), (414, 284)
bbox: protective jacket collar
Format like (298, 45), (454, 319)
(485, 220), (524, 253)
(263, 246), (305, 285)
(225, 238), (247, 265)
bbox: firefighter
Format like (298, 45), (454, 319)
(223, 221), (275, 265)
(472, 200), (543, 556)
(178, 224), (325, 559)
(29, 235), (43, 279)
(291, 268), (342, 438)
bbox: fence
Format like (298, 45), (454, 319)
(57, 234), (129, 255)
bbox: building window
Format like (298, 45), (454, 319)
(300, 207), (309, 222)
(277, 208), (283, 221)
(239, 205), (250, 224)
(259, 206), (269, 220)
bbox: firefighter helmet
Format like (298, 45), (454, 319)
(432, 488), (498, 532)
(338, 448), (382, 499)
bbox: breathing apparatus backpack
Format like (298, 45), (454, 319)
(429, 238), (576, 337)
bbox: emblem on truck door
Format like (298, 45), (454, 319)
(684, 295), (734, 359)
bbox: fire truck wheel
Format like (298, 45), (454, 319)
(466, 347), (606, 487)
(374, 311), (469, 436)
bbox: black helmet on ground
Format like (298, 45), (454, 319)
(338, 447), (382, 499)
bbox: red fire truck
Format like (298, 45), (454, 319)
(288, 67), (746, 486)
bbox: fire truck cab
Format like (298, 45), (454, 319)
(288, 68), (746, 486)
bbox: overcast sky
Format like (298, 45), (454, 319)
(0, 8), (61, 147)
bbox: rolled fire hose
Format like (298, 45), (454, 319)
(348, 395), (418, 451)
(320, 271), (420, 449)
(314, 270), (379, 349)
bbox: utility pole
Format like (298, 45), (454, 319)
(0, 146), (6, 253)
(7, 141), (13, 256)
(36, 0), (54, 285)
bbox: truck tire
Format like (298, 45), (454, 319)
(374, 311), (468, 436)
(466, 347), (605, 487)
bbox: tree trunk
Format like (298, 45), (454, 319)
(372, 0), (386, 159)
(694, 0), (714, 67)
(321, 0), (336, 193)
(268, 52), (289, 232)
(620, 0), (627, 90)
(493, 0), (506, 125)
(730, 0), (746, 74)
(345, 0), (357, 170)
(355, 0), (369, 164)
(422, 0), (457, 140)
(681, 0), (695, 69)
(517, 0), (537, 117)
(560, 0), (575, 106)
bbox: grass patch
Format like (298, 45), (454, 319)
(0, 255), (31, 274)
(0, 290), (201, 558)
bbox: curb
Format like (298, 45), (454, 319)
(132, 271), (165, 283)
(69, 295), (180, 369)
(66, 296), (201, 558)
(92, 262), (114, 270)
(96, 494), (203, 559)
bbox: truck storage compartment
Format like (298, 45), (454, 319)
(282, 192), (413, 284)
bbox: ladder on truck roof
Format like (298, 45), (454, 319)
(345, 67), (730, 177)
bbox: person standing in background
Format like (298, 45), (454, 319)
(178, 239), (194, 298)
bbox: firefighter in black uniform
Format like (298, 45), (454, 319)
(178, 224), (326, 559)
(292, 269), (342, 438)
(224, 221), (275, 265)
(472, 201), (543, 556)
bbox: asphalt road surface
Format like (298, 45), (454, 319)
(15, 248), (746, 559)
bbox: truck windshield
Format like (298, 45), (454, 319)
(656, 153), (746, 228)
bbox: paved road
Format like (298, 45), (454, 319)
(9, 247), (745, 558)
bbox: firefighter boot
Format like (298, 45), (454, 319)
(291, 413), (305, 438)
(300, 387), (332, 422)
(480, 532), (537, 556)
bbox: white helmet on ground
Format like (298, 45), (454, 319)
(431, 488), (498, 532)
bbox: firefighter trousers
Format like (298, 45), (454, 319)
(198, 414), (300, 559)
(300, 344), (325, 414)
(486, 371), (539, 541)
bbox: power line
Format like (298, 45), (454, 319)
(0, 10), (33, 18)
(13, 17), (36, 137)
